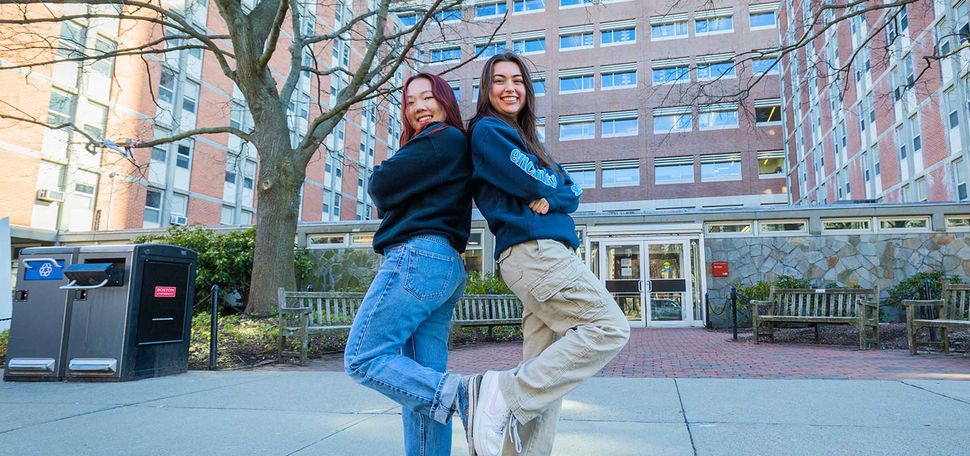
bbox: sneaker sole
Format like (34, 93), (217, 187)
(466, 375), (480, 456)
(473, 372), (504, 456)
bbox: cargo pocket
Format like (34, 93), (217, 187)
(403, 247), (454, 301)
(529, 260), (602, 323)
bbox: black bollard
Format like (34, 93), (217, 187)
(731, 286), (738, 341)
(210, 284), (220, 371)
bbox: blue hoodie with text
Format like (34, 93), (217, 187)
(369, 122), (472, 254)
(470, 116), (583, 257)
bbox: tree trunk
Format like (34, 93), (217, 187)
(245, 143), (305, 315)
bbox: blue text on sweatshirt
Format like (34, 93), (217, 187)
(369, 122), (473, 254)
(470, 116), (582, 257)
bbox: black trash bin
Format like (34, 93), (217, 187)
(60, 244), (197, 382)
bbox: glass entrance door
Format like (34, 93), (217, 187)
(599, 240), (693, 326)
(645, 242), (689, 325)
(603, 244), (642, 322)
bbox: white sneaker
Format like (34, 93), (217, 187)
(473, 371), (511, 456)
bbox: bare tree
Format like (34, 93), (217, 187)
(0, 0), (497, 313)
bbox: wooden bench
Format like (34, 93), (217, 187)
(750, 287), (880, 349)
(277, 288), (522, 364)
(904, 283), (970, 355)
(451, 294), (524, 344)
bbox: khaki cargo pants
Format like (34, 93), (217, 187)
(496, 239), (631, 455)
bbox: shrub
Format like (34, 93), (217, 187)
(464, 272), (513, 295)
(731, 275), (815, 310)
(884, 271), (963, 308)
(0, 329), (8, 360)
(136, 226), (314, 311)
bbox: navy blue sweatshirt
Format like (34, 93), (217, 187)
(369, 122), (473, 254)
(470, 116), (583, 257)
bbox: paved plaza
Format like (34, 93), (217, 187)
(2, 328), (969, 455)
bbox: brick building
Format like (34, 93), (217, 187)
(410, 0), (787, 211)
(778, 0), (970, 205)
(0, 0), (399, 249)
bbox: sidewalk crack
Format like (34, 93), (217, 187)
(285, 406), (398, 456)
(900, 381), (970, 406)
(674, 379), (699, 456)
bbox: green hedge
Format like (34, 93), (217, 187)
(884, 271), (963, 308)
(136, 226), (314, 311)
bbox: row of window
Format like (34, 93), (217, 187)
(559, 153), (784, 189)
(402, 2), (777, 37)
(705, 215), (970, 237)
(534, 102), (781, 141)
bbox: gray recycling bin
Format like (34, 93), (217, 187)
(4, 244), (197, 382)
(4, 247), (81, 381)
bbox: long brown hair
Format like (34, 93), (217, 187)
(468, 52), (558, 171)
(400, 72), (465, 144)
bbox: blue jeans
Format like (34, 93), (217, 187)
(344, 234), (466, 456)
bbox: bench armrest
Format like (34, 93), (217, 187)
(749, 299), (772, 318)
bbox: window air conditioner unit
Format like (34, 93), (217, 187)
(36, 188), (65, 202)
(169, 214), (188, 226)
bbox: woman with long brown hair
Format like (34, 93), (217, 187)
(464, 53), (631, 456)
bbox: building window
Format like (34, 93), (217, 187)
(946, 217), (970, 230)
(695, 15), (733, 35)
(476, 0), (507, 18)
(654, 157), (694, 185)
(532, 77), (546, 96)
(696, 56), (736, 80)
(822, 219), (871, 233)
(176, 143), (191, 169)
(915, 177), (927, 202)
(144, 189), (162, 224)
(475, 41), (505, 59)
(536, 119), (545, 142)
(701, 154), (742, 182)
(757, 151), (784, 178)
(652, 64), (690, 85)
(559, 114), (595, 140)
(559, 69), (594, 93)
(878, 217), (929, 231)
(434, 8), (461, 22)
(760, 220), (808, 234)
(602, 160), (640, 187)
(560, 0), (593, 7)
(752, 57), (779, 74)
(562, 162), (596, 188)
(512, 36), (545, 54)
(448, 81), (460, 101)
(560, 31), (593, 50)
(653, 110), (691, 134)
(946, 88), (960, 130)
(462, 231), (485, 274)
(397, 14), (417, 27)
(601, 111), (638, 137)
(429, 47), (460, 63)
(472, 81), (480, 101)
(91, 38), (116, 78)
(151, 146), (167, 163)
(513, 0), (545, 14)
(705, 222), (753, 235)
(698, 105), (739, 130)
(308, 234), (347, 247)
(955, 159), (967, 201)
(749, 11), (776, 29)
(650, 19), (688, 40)
(181, 80), (199, 114)
(755, 100), (782, 125)
(159, 67), (176, 104)
(601, 25), (635, 46)
(47, 89), (75, 126)
(601, 67), (637, 90)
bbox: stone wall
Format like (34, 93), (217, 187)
(704, 233), (970, 326)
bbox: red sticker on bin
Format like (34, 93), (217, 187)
(154, 286), (177, 298)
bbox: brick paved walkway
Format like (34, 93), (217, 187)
(280, 328), (970, 380)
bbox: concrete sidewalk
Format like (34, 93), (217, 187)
(2, 369), (970, 455)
